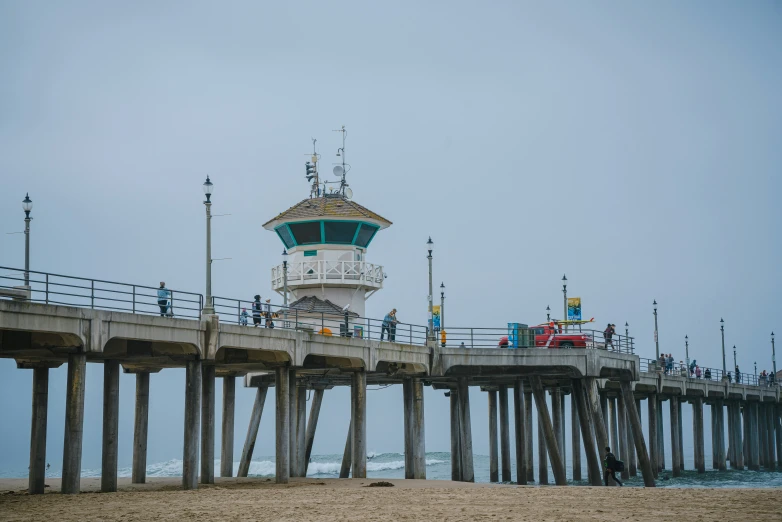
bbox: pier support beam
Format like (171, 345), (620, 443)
(727, 403), (735, 467)
(288, 370), (298, 477)
(571, 379), (602, 486)
(200, 364), (216, 484)
(221, 376), (236, 477)
(304, 388), (324, 475)
(101, 360), (120, 492)
(529, 377), (566, 485)
(734, 403), (744, 469)
(678, 401), (684, 471)
(403, 378), (414, 479)
(499, 385), (511, 482)
(537, 420), (548, 485)
(571, 393), (582, 481)
(766, 404), (776, 471)
(657, 401), (665, 471)
(488, 389), (498, 482)
(412, 377), (426, 479)
(693, 397), (705, 473)
(297, 386), (306, 477)
(524, 391), (534, 482)
(617, 392), (629, 480)
(457, 377), (475, 482)
(351, 371), (367, 479)
(183, 360), (201, 490)
(513, 380), (527, 485)
(670, 396), (681, 477)
(648, 396), (659, 478)
(711, 403), (718, 470)
(716, 399), (727, 471)
(620, 381), (655, 487)
(238, 385), (268, 477)
(449, 389), (462, 481)
(551, 388), (563, 480)
(775, 405), (782, 470)
(275, 367), (290, 484)
(132, 372), (150, 484)
(62, 353), (86, 495)
(749, 402), (760, 471)
(609, 398), (619, 458)
(29, 366), (49, 495)
(340, 418), (352, 478)
(585, 378), (610, 463)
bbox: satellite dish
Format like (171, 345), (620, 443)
(345, 187), (353, 200)
(342, 303), (351, 312)
(333, 165), (344, 177)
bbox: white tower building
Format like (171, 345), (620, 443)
(264, 185), (391, 335)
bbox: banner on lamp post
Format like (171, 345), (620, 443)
(567, 297), (582, 321)
(433, 305), (441, 331)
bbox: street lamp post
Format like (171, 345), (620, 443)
(772, 332), (776, 381)
(427, 237), (434, 341)
(733, 345), (737, 370)
(546, 305), (550, 323)
(653, 300), (659, 362)
(754, 361), (757, 385)
(625, 322), (630, 352)
(440, 282), (445, 347)
(685, 335), (689, 371)
(22, 194), (33, 287)
(202, 177), (214, 315)
(720, 318), (726, 377)
(282, 249), (289, 328)
(562, 275), (567, 333)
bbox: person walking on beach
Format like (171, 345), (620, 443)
(603, 446), (623, 486)
(157, 282), (171, 316)
(252, 295), (262, 327)
(240, 307), (249, 326)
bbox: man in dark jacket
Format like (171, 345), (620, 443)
(603, 446), (623, 486)
(252, 295), (262, 327)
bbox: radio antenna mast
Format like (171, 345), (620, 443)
(333, 125), (348, 196)
(305, 138), (320, 198)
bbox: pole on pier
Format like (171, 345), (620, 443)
(351, 371), (367, 479)
(29, 366), (49, 495)
(617, 392), (630, 480)
(200, 364), (216, 484)
(513, 380), (527, 485)
(304, 388), (325, 475)
(132, 372), (150, 484)
(529, 377), (566, 485)
(457, 377), (475, 482)
(101, 360), (120, 492)
(571, 379), (602, 486)
(619, 381), (655, 487)
(340, 418), (353, 478)
(450, 388), (462, 481)
(412, 377), (427, 479)
(524, 391), (534, 482)
(692, 397), (705, 473)
(62, 353), (86, 495)
(275, 366), (290, 484)
(297, 386), (306, 477)
(221, 376), (236, 477)
(183, 360), (202, 490)
(647, 396), (659, 478)
(488, 389), (498, 482)
(670, 396), (681, 477)
(403, 378), (414, 479)
(571, 392), (581, 481)
(499, 385), (511, 482)
(238, 385), (268, 477)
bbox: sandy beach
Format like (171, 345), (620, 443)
(1, 478), (780, 522)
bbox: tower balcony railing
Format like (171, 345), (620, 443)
(271, 261), (384, 291)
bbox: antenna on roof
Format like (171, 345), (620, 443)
(333, 125), (349, 197)
(305, 138), (320, 198)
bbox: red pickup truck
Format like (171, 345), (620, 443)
(530, 324), (592, 348)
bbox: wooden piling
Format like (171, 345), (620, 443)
(529, 377), (566, 485)
(28, 367), (49, 495)
(220, 376), (236, 477)
(304, 389), (324, 475)
(200, 364), (216, 484)
(238, 385), (268, 477)
(101, 360), (120, 492)
(183, 360), (201, 490)
(275, 366), (290, 484)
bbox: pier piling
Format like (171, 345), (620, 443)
(288, 370), (298, 477)
(132, 372), (150, 484)
(62, 353), (86, 495)
(351, 371), (367, 479)
(513, 380), (527, 485)
(647, 396), (659, 478)
(101, 360), (120, 492)
(449, 388), (462, 481)
(183, 360), (201, 490)
(220, 375), (235, 478)
(530, 377), (566, 485)
(693, 397), (705, 472)
(716, 400), (727, 471)
(488, 389), (498, 482)
(571, 379), (602, 486)
(499, 385), (511, 482)
(275, 366), (290, 484)
(620, 381), (655, 487)
(524, 390), (534, 482)
(297, 385), (306, 477)
(551, 388), (563, 480)
(457, 377), (475, 482)
(28, 366), (49, 495)
(200, 364), (216, 484)
(670, 396), (681, 477)
(238, 385), (268, 477)
(571, 393), (581, 481)
(340, 418), (352, 478)
(403, 378), (413, 479)
(412, 377), (426, 479)
(304, 388), (324, 475)
(617, 392), (629, 480)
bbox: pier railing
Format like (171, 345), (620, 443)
(440, 326), (634, 353)
(212, 296), (429, 345)
(0, 266), (204, 319)
(638, 357), (774, 386)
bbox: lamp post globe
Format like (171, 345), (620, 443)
(22, 193), (33, 287)
(202, 177), (215, 314)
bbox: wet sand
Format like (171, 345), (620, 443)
(1, 477), (780, 521)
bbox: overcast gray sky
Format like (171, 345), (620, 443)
(1, 1), (780, 475)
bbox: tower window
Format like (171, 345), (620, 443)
(354, 224), (379, 248)
(324, 221), (359, 243)
(288, 221), (322, 244)
(276, 225), (295, 249)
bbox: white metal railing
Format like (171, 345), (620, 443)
(271, 261), (384, 290)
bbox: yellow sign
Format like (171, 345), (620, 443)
(567, 297), (582, 321)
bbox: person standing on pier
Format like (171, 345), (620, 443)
(157, 282), (171, 316)
(604, 323), (615, 350)
(381, 309), (397, 341)
(252, 295), (262, 327)
(240, 307), (249, 326)
(603, 447), (623, 486)
(735, 365), (741, 383)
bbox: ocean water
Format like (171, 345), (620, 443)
(5, 451), (782, 488)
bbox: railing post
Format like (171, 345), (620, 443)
(91, 280), (95, 309)
(45, 274), (49, 304)
(237, 301), (240, 325)
(132, 285), (136, 313)
(410, 324), (413, 345)
(471, 329), (474, 348)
